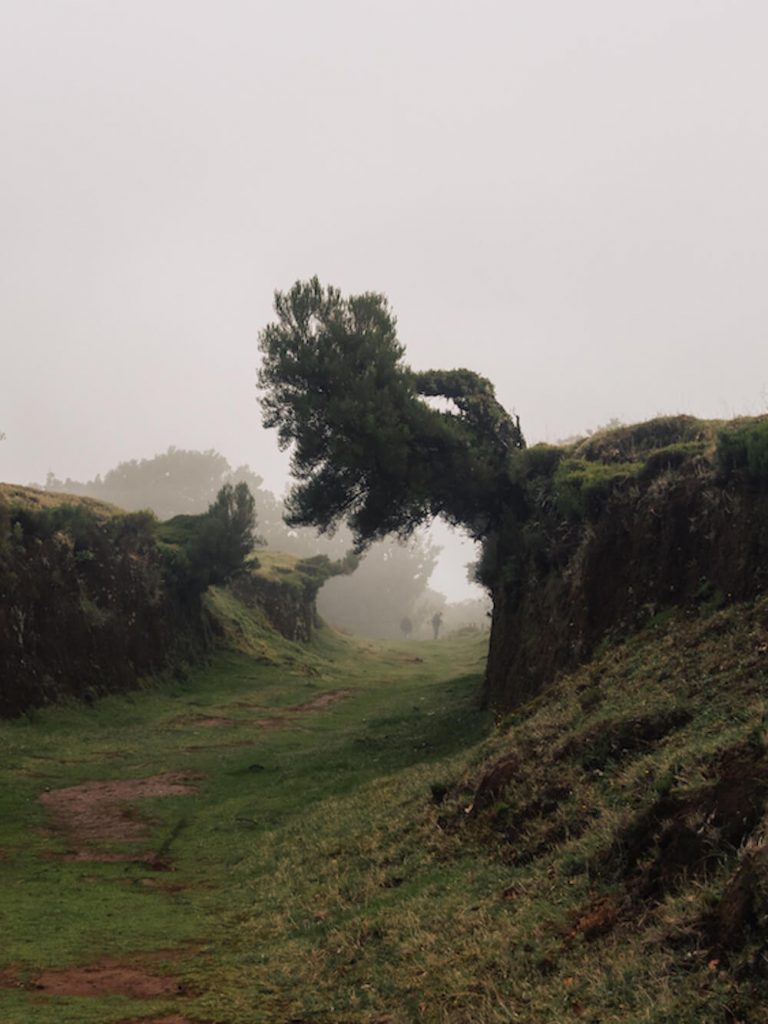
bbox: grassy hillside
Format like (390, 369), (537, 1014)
(0, 483), (121, 518)
(1, 582), (767, 1022)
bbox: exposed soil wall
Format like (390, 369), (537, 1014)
(0, 489), (327, 716)
(484, 417), (768, 709)
(228, 572), (318, 643)
(0, 498), (205, 716)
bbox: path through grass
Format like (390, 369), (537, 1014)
(0, 627), (490, 1023)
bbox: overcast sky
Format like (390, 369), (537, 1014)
(2, 1), (767, 597)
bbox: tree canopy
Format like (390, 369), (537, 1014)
(158, 481), (261, 593)
(258, 278), (524, 551)
(45, 448), (271, 522)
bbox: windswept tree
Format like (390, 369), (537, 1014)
(258, 279), (531, 695)
(258, 278), (525, 559)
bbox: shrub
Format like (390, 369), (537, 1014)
(159, 482), (261, 595)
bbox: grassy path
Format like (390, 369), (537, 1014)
(5, 602), (768, 1024)
(0, 629), (490, 1024)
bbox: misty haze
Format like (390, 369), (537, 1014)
(2, 3), (768, 1022)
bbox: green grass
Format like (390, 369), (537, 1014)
(2, 591), (768, 1023)
(0, 621), (489, 1023)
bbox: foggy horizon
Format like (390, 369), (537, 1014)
(3, 0), (767, 598)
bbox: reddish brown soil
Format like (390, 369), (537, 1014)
(119, 1017), (197, 1024)
(39, 773), (200, 846)
(33, 965), (180, 998)
(288, 688), (352, 712)
(173, 712), (285, 729)
(0, 948), (200, 1000)
(569, 896), (621, 941)
(172, 690), (351, 728)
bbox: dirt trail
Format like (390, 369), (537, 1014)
(14, 690), (352, 1014)
(287, 687), (352, 712)
(39, 772), (200, 845)
(171, 688), (352, 729)
(172, 712), (286, 729)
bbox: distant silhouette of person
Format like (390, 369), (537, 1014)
(431, 611), (443, 640)
(400, 616), (413, 640)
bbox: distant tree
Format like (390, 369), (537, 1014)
(45, 439), (450, 637)
(438, 594), (492, 634)
(316, 532), (441, 638)
(198, 481), (261, 581)
(159, 482), (262, 593)
(45, 448), (251, 520)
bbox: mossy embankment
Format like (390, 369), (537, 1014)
(485, 413), (768, 709)
(0, 486), (335, 716)
(0, 486), (190, 716)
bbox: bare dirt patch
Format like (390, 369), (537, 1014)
(288, 688), (352, 712)
(172, 712), (285, 730)
(0, 948), (202, 1001)
(33, 964), (181, 998)
(569, 895), (622, 941)
(171, 691), (351, 729)
(118, 1017), (198, 1024)
(46, 850), (176, 870)
(39, 772), (201, 846)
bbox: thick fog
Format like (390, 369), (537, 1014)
(2, 1), (767, 600)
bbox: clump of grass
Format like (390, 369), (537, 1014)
(717, 415), (768, 484)
(552, 458), (643, 519)
(572, 414), (717, 464)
